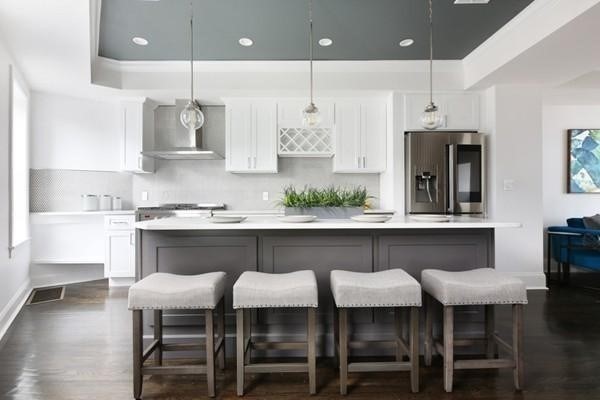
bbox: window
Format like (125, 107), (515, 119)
(8, 65), (29, 257)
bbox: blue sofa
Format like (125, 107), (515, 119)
(548, 218), (600, 274)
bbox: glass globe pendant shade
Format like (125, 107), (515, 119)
(180, 101), (205, 130)
(420, 103), (443, 130)
(302, 103), (322, 128)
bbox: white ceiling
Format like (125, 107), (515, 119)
(1, 0), (600, 103)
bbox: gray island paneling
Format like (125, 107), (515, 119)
(136, 219), (506, 356)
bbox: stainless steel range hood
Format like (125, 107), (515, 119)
(142, 100), (223, 160)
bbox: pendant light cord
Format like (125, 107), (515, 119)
(428, 0), (433, 106)
(309, 0), (314, 105)
(189, 0), (194, 102)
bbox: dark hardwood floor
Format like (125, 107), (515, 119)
(1, 277), (600, 400)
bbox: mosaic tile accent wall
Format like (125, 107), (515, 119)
(30, 169), (133, 212)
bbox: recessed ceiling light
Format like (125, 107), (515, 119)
(318, 38), (333, 47)
(399, 39), (414, 47)
(132, 37), (149, 46)
(239, 37), (254, 47)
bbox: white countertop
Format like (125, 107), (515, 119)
(135, 215), (521, 231)
(31, 210), (135, 216)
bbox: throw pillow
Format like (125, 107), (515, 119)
(583, 214), (600, 230)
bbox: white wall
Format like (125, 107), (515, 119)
(0, 39), (31, 338)
(486, 85), (545, 288)
(543, 104), (600, 227)
(31, 92), (122, 171)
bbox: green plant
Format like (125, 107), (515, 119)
(280, 185), (372, 208)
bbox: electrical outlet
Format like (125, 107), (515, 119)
(262, 192), (269, 201)
(503, 179), (515, 191)
(141, 191), (149, 201)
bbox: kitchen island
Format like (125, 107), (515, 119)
(135, 216), (520, 355)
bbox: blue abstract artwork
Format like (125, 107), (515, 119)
(569, 129), (600, 193)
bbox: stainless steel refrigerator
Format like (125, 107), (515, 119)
(405, 131), (485, 215)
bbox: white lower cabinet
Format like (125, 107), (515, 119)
(104, 215), (135, 280)
(333, 98), (387, 173)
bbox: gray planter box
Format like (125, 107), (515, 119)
(284, 207), (363, 219)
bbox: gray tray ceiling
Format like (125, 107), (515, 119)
(99, 0), (534, 61)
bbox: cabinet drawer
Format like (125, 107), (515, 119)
(104, 215), (135, 230)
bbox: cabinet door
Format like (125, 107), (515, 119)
(252, 100), (278, 173)
(442, 93), (480, 131)
(360, 100), (387, 173)
(105, 231), (135, 278)
(225, 102), (253, 172)
(333, 101), (362, 172)
(121, 101), (153, 173)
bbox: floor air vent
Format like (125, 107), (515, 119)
(27, 286), (65, 305)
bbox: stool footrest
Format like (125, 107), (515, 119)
(348, 361), (412, 373)
(252, 341), (307, 351)
(142, 365), (207, 375)
(454, 358), (516, 370)
(245, 362), (309, 374)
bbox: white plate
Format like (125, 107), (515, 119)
(278, 215), (318, 223)
(207, 216), (247, 224)
(409, 215), (452, 222)
(350, 215), (392, 223)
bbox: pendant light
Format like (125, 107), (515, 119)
(302, 0), (321, 128)
(180, 0), (205, 131)
(420, 0), (443, 130)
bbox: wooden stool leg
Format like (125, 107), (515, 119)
(443, 306), (454, 393)
(333, 305), (340, 366)
(205, 309), (216, 398)
(424, 294), (433, 367)
(513, 304), (524, 391)
(410, 307), (420, 393)
(132, 310), (143, 400)
(236, 309), (245, 396)
(394, 308), (404, 361)
(153, 310), (163, 366)
(307, 307), (317, 395)
(218, 299), (226, 370)
(339, 308), (348, 395)
(244, 309), (251, 365)
(485, 305), (496, 359)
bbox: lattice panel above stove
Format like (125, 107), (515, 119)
(278, 127), (333, 157)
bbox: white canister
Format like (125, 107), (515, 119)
(99, 195), (112, 211)
(82, 194), (99, 211)
(112, 196), (122, 210)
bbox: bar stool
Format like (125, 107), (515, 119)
(421, 268), (527, 392)
(330, 269), (422, 395)
(233, 270), (318, 396)
(128, 272), (226, 399)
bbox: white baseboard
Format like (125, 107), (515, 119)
(0, 278), (32, 341)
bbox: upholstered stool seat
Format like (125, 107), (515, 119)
(331, 268), (421, 395)
(331, 269), (421, 308)
(128, 272), (226, 310)
(233, 270), (318, 396)
(422, 268), (527, 393)
(421, 268), (528, 306)
(233, 270), (318, 309)
(129, 272), (226, 399)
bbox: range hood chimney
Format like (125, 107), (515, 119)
(142, 99), (223, 160)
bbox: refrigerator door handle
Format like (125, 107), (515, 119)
(448, 144), (456, 214)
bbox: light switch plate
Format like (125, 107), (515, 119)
(262, 192), (269, 201)
(503, 179), (515, 191)
(141, 191), (149, 201)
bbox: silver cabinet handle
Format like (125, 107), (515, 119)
(253, 157), (257, 169)
(112, 221), (129, 225)
(357, 156), (361, 168)
(247, 156), (251, 169)
(130, 232), (134, 246)
(362, 156), (366, 168)
(137, 156), (143, 169)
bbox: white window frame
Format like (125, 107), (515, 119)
(8, 64), (30, 258)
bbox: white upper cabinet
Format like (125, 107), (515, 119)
(120, 99), (154, 173)
(333, 98), (387, 173)
(404, 93), (480, 131)
(225, 99), (278, 173)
